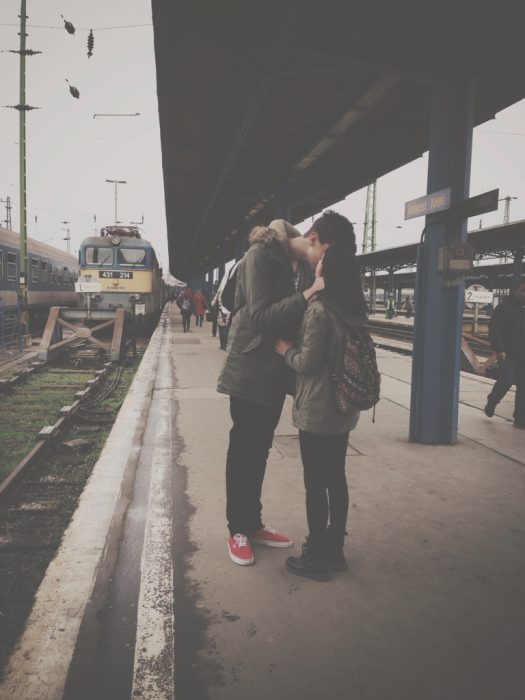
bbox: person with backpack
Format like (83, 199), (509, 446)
(219, 212), (367, 570)
(177, 287), (194, 332)
(217, 219), (321, 566)
(275, 221), (376, 582)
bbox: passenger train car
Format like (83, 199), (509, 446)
(77, 227), (166, 328)
(0, 226), (79, 323)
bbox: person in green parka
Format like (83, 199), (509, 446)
(275, 217), (367, 581)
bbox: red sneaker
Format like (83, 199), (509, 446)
(227, 534), (254, 566)
(249, 525), (292, 548)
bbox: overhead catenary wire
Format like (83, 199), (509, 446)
(0, 23), (152, 30)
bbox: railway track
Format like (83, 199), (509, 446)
(368, 319), (493, 357)
(0, 354), (142, 673)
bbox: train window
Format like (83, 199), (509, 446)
(117, 248), (146, 266)
(85, 247), (113, 266)
(40, 260), (47, 272)
(7, 252), (17, 281)
(0, 250), (3, 277)
(31, 258), (39, 281)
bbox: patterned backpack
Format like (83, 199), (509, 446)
(330, 325), (381, 415)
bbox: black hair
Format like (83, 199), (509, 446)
(309, 210), (357, 252)
(310, 211), (367, 318)
(322, 245), (368, 319)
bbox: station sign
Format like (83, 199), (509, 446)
(75, 277), (102, 293)
(404, 187), (451, 220)
(465, 284), (493, 307)
(464, 188), (499, 218)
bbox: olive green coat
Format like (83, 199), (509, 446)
(285, 296), (360, 435)
(217, 225), (309, 408)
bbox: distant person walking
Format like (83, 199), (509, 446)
(385, 296), (396, 319)
(484, 279), (525, 428)
(404, 296), (413, 319)
(211, 279), (231, 351)
(210, 281), (220, 337)
(193, 289), (207, 327)
(177, 287), (194, 333)
(275, 223), (368, 582)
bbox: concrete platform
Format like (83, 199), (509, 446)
(2, 303), (524, 699)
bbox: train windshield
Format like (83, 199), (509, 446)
(85, 247), (113, 265)
(117, 248), (146, 266)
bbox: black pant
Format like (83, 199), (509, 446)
(226, 395), (285, 536)
(299, 431), (350, 544)
(196, 314), (204, 327)
(487, 356), (525, 424)
(181, 312), (191, 332)
(218, 324), (229, 350)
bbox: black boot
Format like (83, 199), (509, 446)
(285, 536), (330, 582)
(327, 528), (347, 572)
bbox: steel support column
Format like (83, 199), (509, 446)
(387, 267), (395, 296)
(409, 71), (474, 445)
(512, 247), (523, 288)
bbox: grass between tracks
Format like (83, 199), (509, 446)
(0, 360), (139, 480)
(0, 356), (142, 674)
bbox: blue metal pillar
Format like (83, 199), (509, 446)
(410, 71), (474, 445)
(512, 247), (523, 289)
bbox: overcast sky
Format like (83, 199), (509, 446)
(1, 0), (524, 273)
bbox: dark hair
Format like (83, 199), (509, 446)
(309, 210), (357, 253)
(321, 246), (368, 320)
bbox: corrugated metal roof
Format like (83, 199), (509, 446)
(152, 1), (525, 277)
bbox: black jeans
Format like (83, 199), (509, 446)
(226, 395), (285, 536)
(218, 324), (229, 350)
(181, 312), (191, 332)
(487, 356), (525, 424)
(299, 431), (350, 544)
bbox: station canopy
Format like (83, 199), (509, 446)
(358, 220), (525, 272)
(152, 1), (525, 278)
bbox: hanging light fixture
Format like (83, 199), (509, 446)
(87, 29), (94, 58)
(60, 14), (76, 35)
(65, 79), (80, 99)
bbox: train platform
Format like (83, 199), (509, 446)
(1, 303), (524, 700)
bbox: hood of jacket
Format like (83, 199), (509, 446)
(248, 220), (302, 259)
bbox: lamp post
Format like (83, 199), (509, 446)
(105, 179), (127, 226)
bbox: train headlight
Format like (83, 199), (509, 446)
(129, 294), (143, 303)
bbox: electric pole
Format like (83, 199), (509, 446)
(362, 181), (377, 254)
(362, 181), (377, 312)
(105, 179), (127, 226)
(62, 221), (71, 253)
(0, 197), (13, 230)
(498, 195), (517, 263)
(4, 1), (41, 339)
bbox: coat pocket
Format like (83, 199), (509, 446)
(241, 333), (264, 354)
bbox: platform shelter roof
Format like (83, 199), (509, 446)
(358, 220), (525, 272)
(152, 1), (525, 278)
